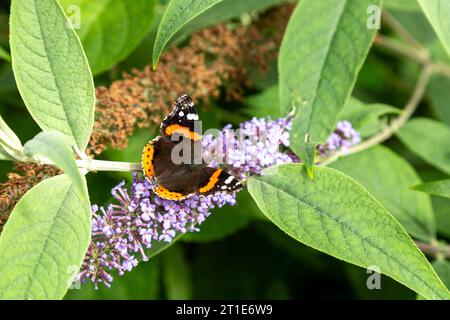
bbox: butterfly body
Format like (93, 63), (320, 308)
(141, 95), (242, 201)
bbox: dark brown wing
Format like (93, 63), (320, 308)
(160, 94), (202, 142)
(150, 135), (203, 200)
(197, 167), (242, 195)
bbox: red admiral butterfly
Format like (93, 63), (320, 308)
(141, 94), (242, 201)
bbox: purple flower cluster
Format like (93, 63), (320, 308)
(202, 116), (295, 178)
(77, 116), (360, 288)
(77, 174), (236, 288)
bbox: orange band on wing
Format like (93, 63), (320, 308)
(199, 169), (222, 193)
(141, 143), (155, 178)
(165, 124), (202, 141)
(154, 185), (186, 201)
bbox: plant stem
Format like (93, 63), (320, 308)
(319, 13), (450, 166)
(320, 63), (433, 166)
(432, 62), (450, 77)
(375, 35), (450, 77)
(381, 11), (424, 50)
(39, 158), (142, 172)
(376, 35), (429, 65)
(415, 240), (450, 260)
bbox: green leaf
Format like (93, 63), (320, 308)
(279, 0), (379, 160)
(417, 167), (450, 239)
(397, 118), (450, 175)
(0, 149), (10, 161)
(161, 245), (192, 299)
(0, 113), (24, 161)
(413, 179), (450, 199)
(385, 0), (420, 11)
(152, 0), (223, 68)
(0, 174), (91, 299)
(418, 0), (450, 58)
(173, 0), (288, 43)
(247, 164), (450, 299)
(418, 260), (450, 299)
(58, 0), (157, 75)
(23, 131), (87, 201)
(345, 263), (416, 299)
(339, 98), (400, 137)
(331, 146), (436, 241)
(244, 92), (400, 136)
(0, 47), (11, 62)
(10, 0), (95, 151)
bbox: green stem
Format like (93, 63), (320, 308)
(38, 157), (141, 172)
(381, 10), (425, 50)
(376, 35), (450, 76)
(76, 159), (142, 172)
(376, 35), (429, 65)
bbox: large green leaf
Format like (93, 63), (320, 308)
(10, 0), (95, 151)
(418, 260), (450, 299)
(418, 0), (450, 58)
(413, 179), (450, 199)
(0, 174), (91, 299)
(58, 0), (157, 75)
(152, 0), (223, 68)
(247, 164), (449, 299)
(279, 0), (379, 161)
(161, 245), (192, 299)
(417, 167), (450, 239)
(0, 113), (24, 161)
(331, 146), (436, 241)
(24, 131), (87, 201)
(397, 118), (450, 176)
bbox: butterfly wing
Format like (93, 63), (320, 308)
(142, 94), (242, 201)
(160, 94), (202, 142)
(142, 136), (196, 200)
(197, 167), (242, 195)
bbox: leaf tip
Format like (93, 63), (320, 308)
(305, 164), (315, 180)
(152, 56), (160, 70)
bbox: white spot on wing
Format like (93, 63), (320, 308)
(187, 113), (199, 120)
(225, 176), (234, 184)
(179, 111), (184, 116)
